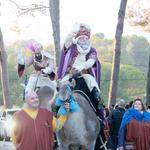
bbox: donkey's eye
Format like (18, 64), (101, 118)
(56, 87), (60, 91)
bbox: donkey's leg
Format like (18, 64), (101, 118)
(58, 142), (69, 150)
(85, 140), (96, 150)
(56, 135), (70, 150)
(69, 144), (81, 150)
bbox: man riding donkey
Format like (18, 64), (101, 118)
(17, 40), (56, 107)
(57, 23), (107, 149)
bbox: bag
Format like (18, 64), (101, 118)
(125, 142), (136, 150)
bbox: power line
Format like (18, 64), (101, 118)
(100, 78), (147, 82)
(102, 59), (149, 68)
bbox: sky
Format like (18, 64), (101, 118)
(0, 0), (150, 45)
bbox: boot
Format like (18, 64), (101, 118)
(91, 87), (102, 104)
(91, 88), (106, 150)
(91, 87), (104, 120)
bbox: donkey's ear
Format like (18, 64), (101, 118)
(56, 79), (61, 91)
(69, 78), (76, 88)
(56, 87), (60, 92)
(56, 79), (61, 85)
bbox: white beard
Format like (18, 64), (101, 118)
(77, 43), (91, 54)
(73, 43), (91, 70)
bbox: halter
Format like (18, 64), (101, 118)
(63, 85), (74, 103)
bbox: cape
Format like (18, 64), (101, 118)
(58, 44), (101, 87)
(118, 108), (150, 147)
(120, 108), (150, 130)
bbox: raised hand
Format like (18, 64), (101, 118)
(72, 22), (80, 34)
(41, 67), (52, 74)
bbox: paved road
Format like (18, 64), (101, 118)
(0, 141), (15, 150)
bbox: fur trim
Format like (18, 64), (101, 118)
(77, 43), (91, 54)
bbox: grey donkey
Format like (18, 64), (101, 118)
(55, 79), (100, 150)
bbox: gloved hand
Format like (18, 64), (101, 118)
(84, 58), (95, 69)
(42, 67), (52, 74)
(17, 51), (25, 65)
(74, 64), (85, 72)
(72, 22), (80, 34)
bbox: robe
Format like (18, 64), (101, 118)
(13, 108), (53, 150)
(118, 108), (150, 150)
(58, 44), (101, 87)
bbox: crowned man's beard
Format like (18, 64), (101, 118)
(77, 41), (90, 50)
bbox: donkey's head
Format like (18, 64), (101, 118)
(56, 79), (76, 102)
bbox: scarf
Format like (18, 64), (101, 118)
(120, 108), (150, 130)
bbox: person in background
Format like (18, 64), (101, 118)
(128, 100), (134, 108)
(147, 105), (150, 113)
(103, 106), (110, 149)
(17, 40), (55, 93)
(11, 91), (70, 150)
(118, 98), (150, 150)
(108, 99), (126, 150)
(124, 100), (134, 110)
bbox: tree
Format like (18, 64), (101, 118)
(0, 28), (12, 108)
(127, 0), (150, 32)
(7, 0), (61, 67)
(8, 0), (49, 16)
(146, 55), (150, 105)
(108, 0), (128, 107)
(49, 0), (60, 67)
(127, 0), (150, 104)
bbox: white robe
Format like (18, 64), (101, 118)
(61, 44), (100, 93)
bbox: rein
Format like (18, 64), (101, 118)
(73, 89), (103, 122)
(74, 90), (96, 112)
(63, 85), (73, 103)
(73, 90), (106, 149)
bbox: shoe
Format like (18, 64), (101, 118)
(92, 87), (101, 102)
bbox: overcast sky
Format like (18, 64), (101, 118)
(0, 0), (149, 45)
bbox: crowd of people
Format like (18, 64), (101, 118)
(104, 98), (150, 150)
(13, 22), (150, 150)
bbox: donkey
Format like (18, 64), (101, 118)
(55, 79), (100, 150)
(37, 85), (56, 109)
(35, 75), (56, 109)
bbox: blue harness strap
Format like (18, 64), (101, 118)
(55, 85), (79, 115)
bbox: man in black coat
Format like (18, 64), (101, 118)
(108, 99), (126, 150)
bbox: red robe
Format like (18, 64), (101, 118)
(13, 108), (54, 150)
(125, 119), (150, 150)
